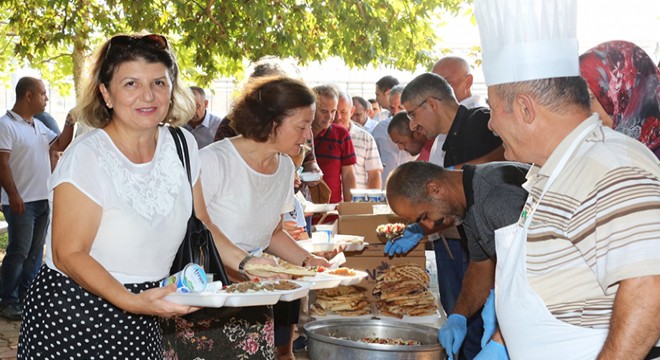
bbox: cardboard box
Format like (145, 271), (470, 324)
(337, 202), (384, 215)
(342, 243), (426, 303)
(336, 202), (406, 244)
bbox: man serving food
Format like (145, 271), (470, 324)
(474, 0), (660, 359)
(386, 161), (529, 360)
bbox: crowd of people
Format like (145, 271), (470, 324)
(0, 0), (658, 358)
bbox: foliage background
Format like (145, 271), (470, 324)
(0, 0), (464, 97)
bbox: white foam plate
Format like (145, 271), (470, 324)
(300, 270), (369, 290)
(300, 172), (322, 182)
(278, 280), (313, 302)
(304, 203), (337, 213)
(166, 291), (228, 307)
(222, 292), (282, 307)
(298, 238), (368, 253)
(165, 280), (313, 307)
(301, 272), (344, 290)
(331, 270), (369, 286)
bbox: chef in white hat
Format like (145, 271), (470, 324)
(474, 0), (660, 359)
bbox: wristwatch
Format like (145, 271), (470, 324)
(238, 255), (254, 276)
(301, 254), (315, 267)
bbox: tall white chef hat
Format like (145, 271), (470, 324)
(475, 0), (580, 86)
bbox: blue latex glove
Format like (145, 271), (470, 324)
(481, 289), (497, 348)
(438, 314), (467, 360)
(474, 340), (509, 360)
(384, 223), (424, 256)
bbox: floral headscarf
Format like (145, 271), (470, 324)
(579, 40), (660, 158)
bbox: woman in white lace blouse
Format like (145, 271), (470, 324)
(18, 33), (269, 359)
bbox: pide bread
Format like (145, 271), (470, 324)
(310, 285), (372, 317)
(373, 264), (438, 318)
(243, 263), (316, 277)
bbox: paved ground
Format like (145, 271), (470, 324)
(0, 249), (18, 360)
(0, 317), (18, 360)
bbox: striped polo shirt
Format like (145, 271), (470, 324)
(349, 122), (383, 189)
(522, 115), (660, 330)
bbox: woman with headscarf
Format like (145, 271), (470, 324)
(579, 40), (660, 158)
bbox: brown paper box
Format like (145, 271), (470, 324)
(336, 202), (407, 244)
(337, 202), (385, 215)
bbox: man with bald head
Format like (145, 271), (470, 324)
(432, 56), (486, 109)
(0, 77), (74, 320)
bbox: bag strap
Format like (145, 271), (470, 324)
(169, 126), (192, 185)
(168, 127), (196, 218)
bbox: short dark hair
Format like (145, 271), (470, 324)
(387, 111), (413, 136)
(230, 76), (316, 142)
(15, 77), (40, 101)
(386, 161), (447, 204)
(352, 96), (369, 110)
(190, 86), (206, 99)
(376, 75), (400, 92)
(401, 72), (455, 104)
(491, 76), (590, 114)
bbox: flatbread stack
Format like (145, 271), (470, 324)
(310, 285), (372, 316)
(373, 264), (438, 318)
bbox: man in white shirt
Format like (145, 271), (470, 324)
(374, 75), (399, 120)
(184, 86), (222, 149)
(334, 92), (383, 189)
(371, 85), (417, 186)
(351, 96), (378, 133)
(0, 77), (74, 320)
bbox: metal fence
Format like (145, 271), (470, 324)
(0, 78), (488, 128)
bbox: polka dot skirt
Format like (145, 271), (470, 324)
(18, 266), (163, 359)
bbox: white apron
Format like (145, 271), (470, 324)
(494, 123), (609, 359)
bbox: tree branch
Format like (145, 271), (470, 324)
(204, 0), (226, 36)
(40, 53), (71, 63)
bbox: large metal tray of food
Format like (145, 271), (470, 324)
(304, 318), (445, 360)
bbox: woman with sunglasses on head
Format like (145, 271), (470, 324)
(17, 33), (270, 359)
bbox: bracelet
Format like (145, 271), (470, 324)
(238, 255), (254, 276)
(65, 119), (76, 126)
(301, 254), (315, 267)
(428, 232), (441, 241)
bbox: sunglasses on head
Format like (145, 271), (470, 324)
(105, 34), (169, 58)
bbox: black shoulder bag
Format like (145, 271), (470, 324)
(168, 127), (230, 285)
